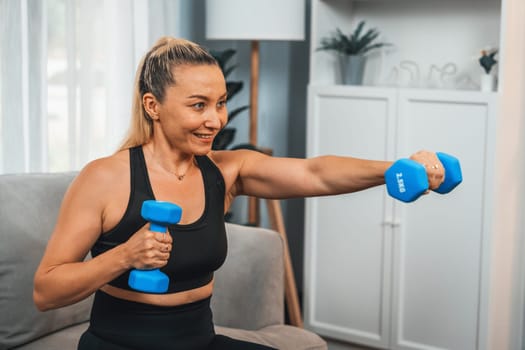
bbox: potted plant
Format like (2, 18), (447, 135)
(478, 48), (498, 92)
(209, 48), (251, 151)
(318, 20), (391, 85)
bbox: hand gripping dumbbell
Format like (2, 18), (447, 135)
(385, 152), (463, 203)
(128, 200), (182, 293)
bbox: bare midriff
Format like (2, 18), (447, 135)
(100, 279), (214, 306)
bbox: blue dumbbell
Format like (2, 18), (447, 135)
(385, 152), (463, 203)
(128, 200), (182, 293)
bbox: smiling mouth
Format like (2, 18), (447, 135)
(194, 133), (214, 139)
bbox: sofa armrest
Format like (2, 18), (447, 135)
(211, 223), (285, 330)
(0, 172), (92, 350)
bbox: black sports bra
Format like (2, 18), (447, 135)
(91, 146), (227, 293)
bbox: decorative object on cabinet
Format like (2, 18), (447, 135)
(479, 48), (498, 92)
(205, 0), (305, 225)
(390, 61), (459, 89)
(427, 63), (458, 89)
(398, 60), (420, 87)
(317, 21), (391, 85)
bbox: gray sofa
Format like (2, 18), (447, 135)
(0, 172), (327, 350)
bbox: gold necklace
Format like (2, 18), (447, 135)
(148, 147), (194, 181)
(164, 161), (193, 181)
(174, 172), (187, 181)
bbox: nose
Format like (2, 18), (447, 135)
(205, 108), (227, 130)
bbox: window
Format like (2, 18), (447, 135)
(0, 0), (180, 174)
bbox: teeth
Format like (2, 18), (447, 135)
(195, 134), (212, 139)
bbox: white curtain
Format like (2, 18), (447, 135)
(0, 0), (181, 174)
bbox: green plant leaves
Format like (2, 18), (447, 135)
(210, 48), (250, 151)
(479, 49), (498, 74)
(318, 20), (391, 55)
(210, 49), (237, 78)
(228, 106), (250, 123)
(226, 81), (243, 101)
(212, 128), (236, 150)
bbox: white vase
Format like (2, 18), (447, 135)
(480, 74), (495, 92)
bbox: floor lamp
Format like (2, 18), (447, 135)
(205, 0), (305, 328)
(206, 0), (305, 225)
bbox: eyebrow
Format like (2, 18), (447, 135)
(187, 92), (228, 101)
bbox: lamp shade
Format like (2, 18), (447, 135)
(205, 0), (305, 41)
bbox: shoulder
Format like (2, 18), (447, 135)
(68, 149), (130, 199)
(207, 149), (267, 195)
(80, 150), (128, 181)
(207, 149), (263, 174)
(208, 148), (263, 165)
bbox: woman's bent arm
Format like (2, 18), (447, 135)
(33, 158), (133, 311)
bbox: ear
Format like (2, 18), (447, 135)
(143, 92), (160, 120)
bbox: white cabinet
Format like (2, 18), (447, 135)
(305, 86), (396, 348)
(304, 85), (497, 349)
(391, 89), (496, 350)
(304, 0), (502, 348)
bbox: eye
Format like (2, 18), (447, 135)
(217, 100), (227, 108)
(192, 102), (205, 110)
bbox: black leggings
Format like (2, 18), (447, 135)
(78, 291), (276, 350)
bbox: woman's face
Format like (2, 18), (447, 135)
(153, 64), (228, 155)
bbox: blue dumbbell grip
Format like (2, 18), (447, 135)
(150, 222), (168, 233)
(128, 222), (170, 293)
(386, 152), (462, 202)
(128, 200), (181, 293)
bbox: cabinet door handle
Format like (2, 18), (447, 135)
(382, 221), (401, 228)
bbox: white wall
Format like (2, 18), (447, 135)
(350, 0), (501, 89)
(489, 0), (525, 348)
(311, 0), (502, 91)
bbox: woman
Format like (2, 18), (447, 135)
(33, 37), (444, 350)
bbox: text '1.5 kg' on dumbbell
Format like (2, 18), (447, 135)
(385, 152), (463, 203)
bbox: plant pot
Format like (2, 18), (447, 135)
(340, 54), (366, 85)
(480, 73), (495, 92)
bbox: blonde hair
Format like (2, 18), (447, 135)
(118, 37), (218, 151)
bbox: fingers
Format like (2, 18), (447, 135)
(140, 251), (170, 270)
(156, 242), (172, 255)
(427, 164), (445, 190)
(141, 238), (172, 269)
(150, 231), (172, 258)
(410, 150), (445, 190)
(154, 232), (172, 254)
(155, 231), (173, 244)
(126, 229), (173, 270)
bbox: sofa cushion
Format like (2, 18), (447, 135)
(13, 323), (327, 350)
(212, 223), (285, 330)
(216, 325), (327, 350)
(12, 322), (89, 350)
(0, 173), (92, 350)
